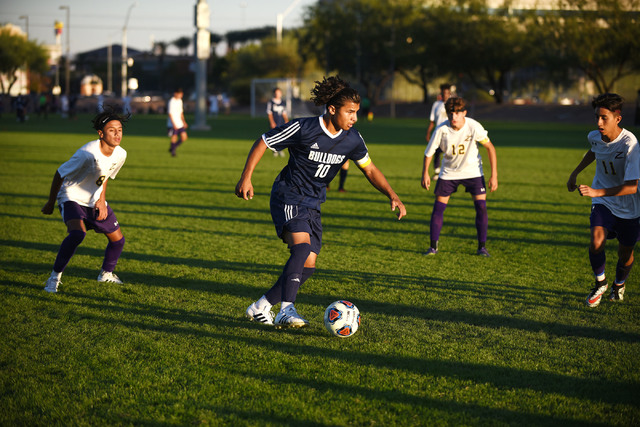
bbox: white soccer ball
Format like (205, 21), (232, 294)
(324, 300), (360, 338)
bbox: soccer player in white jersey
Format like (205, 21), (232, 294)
(236, 76), (406, 329)
(41, 108), (129, 293)
(167, 88), (188, 157)
(425, 84), (452, 178)
(421, 97), (498, 256)
(567, 93), (640, 307)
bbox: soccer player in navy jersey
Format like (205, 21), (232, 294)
(267, 87), (289, 157)
(567, 93), (640, 307)
(41, 107), (129, 293)
(236, 76), (407, 328)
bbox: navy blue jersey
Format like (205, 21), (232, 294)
(267, 99), (287, 127)
(263, 116), (371, 210)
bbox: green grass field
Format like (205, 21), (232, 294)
(1, 112), (639, 426)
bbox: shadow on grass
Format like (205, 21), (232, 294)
(3, 279), (637, 416)
(3, 250), (638, 347)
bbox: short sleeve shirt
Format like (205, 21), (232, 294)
(589, 128), (640, 218)
(263, 116), (371, 210)
(167, 97), (184, 128)
(425, 117), (489, 180)
(267, 98), (287, 127)
(429, 100), (447, 127)
(57, 139), (127, 208)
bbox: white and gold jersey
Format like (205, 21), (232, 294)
(57, 139), (127, 208)
(589, 128), (640, 219)
(425, 117), (489, 180)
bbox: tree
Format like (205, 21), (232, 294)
(173, 36), (191, 56)
(300, 0), (417, 104)
(225, 35), (303, 104)
(0, 24), (49, 96)
(535, 0), (640, 94)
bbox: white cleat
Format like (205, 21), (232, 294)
(246, 302), (274, 325)
(97, 270), (123, 284)
(44, 276), (61, 293)
(274, 306), (309, 329)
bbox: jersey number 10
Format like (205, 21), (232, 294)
(315, 164), (331, 178)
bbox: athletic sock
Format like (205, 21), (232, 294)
(430, 201), (447, 243)
(256, 295), (272, 311)
(53, 230), (86, 273)
(589, 250), (606, 282)
(615, 259), (633, 285)
(101, 237), (125, 272)
(301, 267), (315, 285)
(338, 168), (348, 190)
(474, 200), (488, 246)
(281, 243), (311, 303)
(264, 275), (284, 306)
(264, 253), (315, 306)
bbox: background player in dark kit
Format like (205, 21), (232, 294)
(236, 76), (406, 328)
(267, 87), (289, 158)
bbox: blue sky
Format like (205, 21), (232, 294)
(0, 0), (317, 55)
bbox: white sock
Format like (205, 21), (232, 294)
(596, 273), (606, 282)
(256, 295), (271, 310)
(281, 301), (293, 311)
(51, 270), (62, 280)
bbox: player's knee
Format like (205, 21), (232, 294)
(110, 236), (125, 249)
(68, 229), (86, 245)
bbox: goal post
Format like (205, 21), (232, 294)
(250, 77), (311, 119)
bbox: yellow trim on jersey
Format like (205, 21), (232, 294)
(478, 137), (490, 146)
(356, 153), (371, 169)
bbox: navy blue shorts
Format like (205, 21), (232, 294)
(168, 127), (187, 137)
(60, 201), (120, 234)
(435, 176), (487, 197)
(270, 200), (322, 254)
(590, 204), (640, 246)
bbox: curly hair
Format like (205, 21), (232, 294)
(444, 97), (467, 114)
(92, 105), (131, 131)
(310, 76), (361, 109)
(592, 93), (624, 114)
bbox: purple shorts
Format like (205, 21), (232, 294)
(590, 204), (640, 246)
(60, 201), (120, 234)
(270, 200), (322, 254)
(168, 127), (187, 137)
(435, 176), (487, 197)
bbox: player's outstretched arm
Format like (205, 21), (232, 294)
(483, 140), (498, 192)
(42, 171), (64, 215)
(421, 155), (433, 190)
(235, 138), (268, 200)
(578, 179), (639, 198)
(360, 162), (406, 220)
(567, 150), (595, 192)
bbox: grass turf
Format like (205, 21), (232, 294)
(0, 112), (639, 426)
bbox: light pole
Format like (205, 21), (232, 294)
(121, 2), (137, 98)
(193, 0), (211, 130)
(59, 6), (70, 97)
(277, 0), (301, 44)
(19, 15), (29, 94)
(19, 15), (28, 38)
